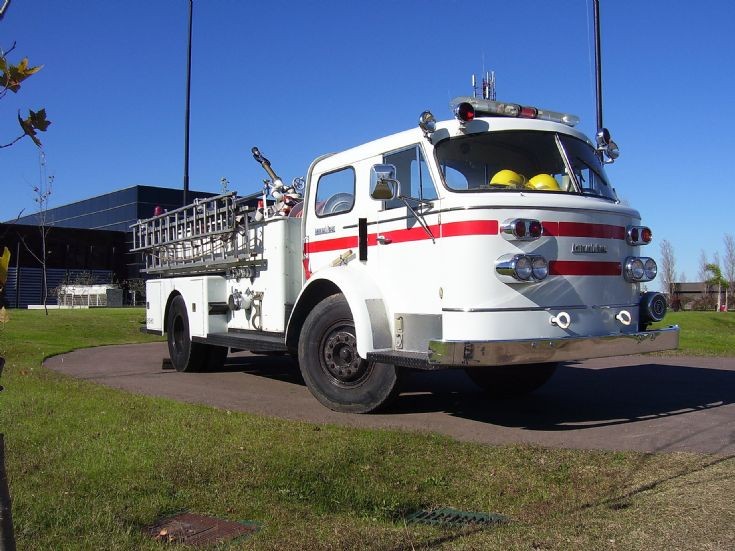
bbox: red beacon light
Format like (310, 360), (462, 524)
(454, 102), (475, 122)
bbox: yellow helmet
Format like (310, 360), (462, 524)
(527, 173), (560, 191)
(490, 169), (526, 188)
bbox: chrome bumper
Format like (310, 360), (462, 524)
(427, 325), (679, 367)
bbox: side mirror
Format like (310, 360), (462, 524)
(370, 164), (399, 200)
(596, 128), (620, 163)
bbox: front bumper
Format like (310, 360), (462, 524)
(427, 325), (679, 367)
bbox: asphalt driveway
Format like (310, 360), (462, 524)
(45, 343), (735, 454)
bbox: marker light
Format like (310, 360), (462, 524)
(501, 218), (543, 241)
(454, 102), (475, 122)
(624, 256), (657, 282)
(627, 225), (653, 245)
(496, 254), (549, 283)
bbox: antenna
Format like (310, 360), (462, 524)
(470, 70), (497, 100)
(482, 71), (496, 100)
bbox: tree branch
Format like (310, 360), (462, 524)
(0, 135), (24, 149)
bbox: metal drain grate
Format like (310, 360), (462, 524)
(146, 512), (259, 547)
(406, 507), (508, 528)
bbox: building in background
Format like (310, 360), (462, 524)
(12, 185), (216, 232)
(2, 185), (219, 307)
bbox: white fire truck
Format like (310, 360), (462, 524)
(133, 96), (679, 413)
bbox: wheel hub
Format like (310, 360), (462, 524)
(322, 329), (366, 383)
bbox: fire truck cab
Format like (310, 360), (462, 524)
(135, 96), (679, 413)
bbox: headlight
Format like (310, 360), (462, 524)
(496, 254), (548, 283)
(531, 256), (548, 280)
(624, 257), (657, 282)
(643, 258), (657, 280)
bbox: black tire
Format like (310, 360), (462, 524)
(465, 363), (558, 398)
(298, 294), (402, 413)
(166, 294), (210, 372)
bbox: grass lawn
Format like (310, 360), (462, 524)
(0, 308), (732, 550)
(651, 310), (735, 356)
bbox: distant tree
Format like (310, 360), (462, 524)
(724, 234), (735, 309)
(697, 250), (709, 298)
(705, 263), (728, 312)
(15, 163), (53, 314)
(659, 239), (676, 303)
(124, 278), (146, 306)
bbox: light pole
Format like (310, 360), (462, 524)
(593, 0), (603, 132)
(183, 0), (193, 206)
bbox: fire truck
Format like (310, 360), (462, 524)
(133, 96), (679, 413)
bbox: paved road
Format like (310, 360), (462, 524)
(45, 343), (735, 454)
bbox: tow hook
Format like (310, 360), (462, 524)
(616, 310), (632, 326)
(549, 311), (571, 329)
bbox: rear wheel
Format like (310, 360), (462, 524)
(465, 363), (558, 398)
(166, 295), (227, 372)
(298, 294), (402, 413)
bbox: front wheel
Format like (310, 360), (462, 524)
(465, 363), (558, 398)
(298, 294), (402, 413)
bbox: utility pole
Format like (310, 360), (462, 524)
(183, 0), (193, 206)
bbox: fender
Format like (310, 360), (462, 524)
(286, 264), (391, 358)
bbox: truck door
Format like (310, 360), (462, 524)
(372, 143), (442, 316)
(304, 164), (367, 277)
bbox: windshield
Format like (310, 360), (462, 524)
(435, 130), (617, 201)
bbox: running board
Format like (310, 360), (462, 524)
(196, 331), (288, 353)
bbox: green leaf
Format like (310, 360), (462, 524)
(2, 57), (43, 93)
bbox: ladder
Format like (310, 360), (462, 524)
(131, 193), (258, 276)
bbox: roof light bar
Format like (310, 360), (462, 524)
(450, 96), (580, 127)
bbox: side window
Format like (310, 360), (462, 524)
(383, 145), (438, 209)
(315, 167), (355, 217)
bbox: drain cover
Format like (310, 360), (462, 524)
(406, 507), (508, 528)
(146, 512), (258, 546)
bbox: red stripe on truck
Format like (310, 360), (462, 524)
(542, 221), (626, 239)
(304, 220), (624, 255)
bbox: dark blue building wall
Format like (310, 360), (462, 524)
(10, 185), (216, 232)
(0, 223), (127, 308)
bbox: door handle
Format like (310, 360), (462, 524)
(376, 235), (392, 245)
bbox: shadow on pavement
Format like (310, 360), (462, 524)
(216, 355), (734, 432)
(392, 362), (735, 432)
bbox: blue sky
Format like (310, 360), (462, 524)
(2, 0), (733, 286)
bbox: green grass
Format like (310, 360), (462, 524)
(0, 309), (733, 549)
(651, 311), (735, 356)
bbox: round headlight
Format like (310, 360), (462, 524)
(532, 256), (548, 280)
(514, 255), (533, 280)
(625, 257), (644, 281)
(643, 258), (657, 280)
